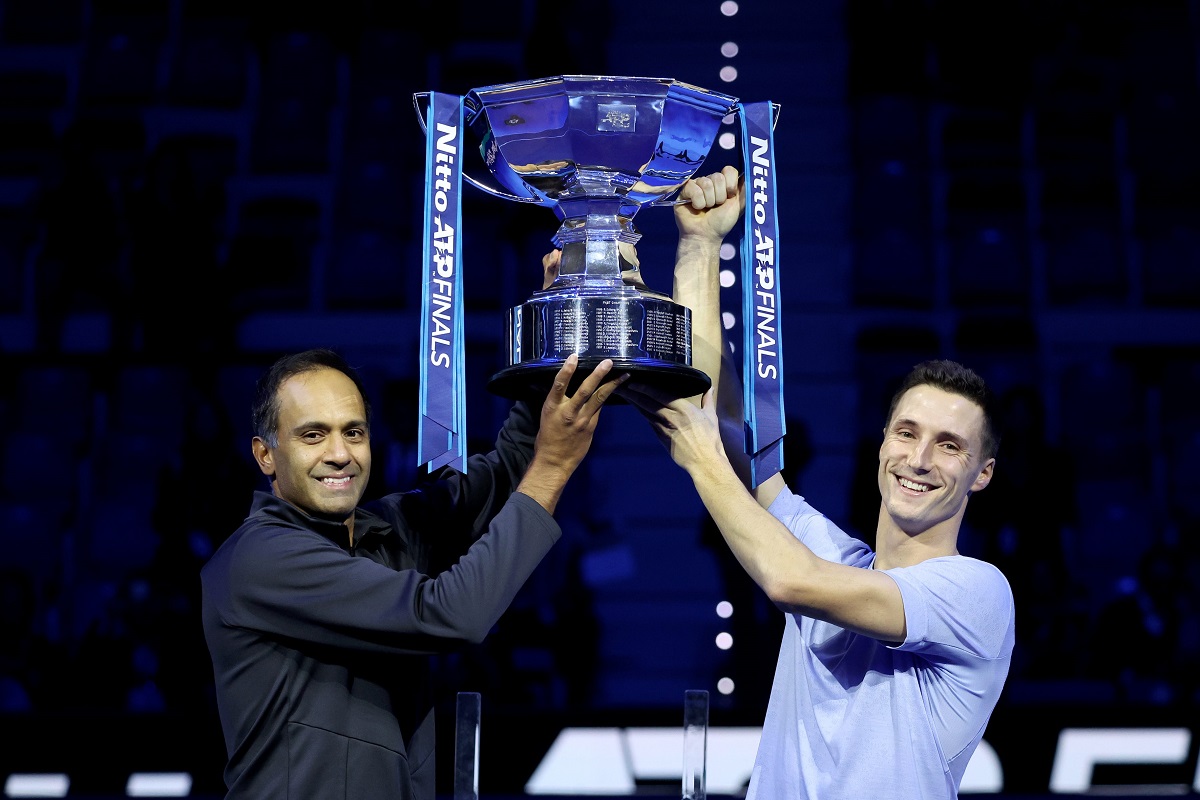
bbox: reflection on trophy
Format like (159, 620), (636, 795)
(417, 75), (741, 400)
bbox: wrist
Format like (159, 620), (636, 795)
(517, 457), (573, 515)
(676, 232), (725, 254)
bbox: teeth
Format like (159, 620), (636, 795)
(898, 477), (928, 492)
(323, 477), (350, 485)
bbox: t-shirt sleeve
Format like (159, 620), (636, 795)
(886, 557), (1015, 660)
(767, 484), (874, 566)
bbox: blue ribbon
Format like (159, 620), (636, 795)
(419, 93), (467, 473)
(738, 101), (785, 487)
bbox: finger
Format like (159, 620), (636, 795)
(697, 175), (717, 209)
(549, 353), (580, 400)
(707, 167), (743, 207)
(708, 171), (727, 202)
(720, 165), (740, 198)
(686, 173), (722, 210)
(681, 177), (709, 210)
(589, 371), (631, 407)
(733, 168), (747, 210)
(568, 358), (615, 404)
(678, 177), (699, 204)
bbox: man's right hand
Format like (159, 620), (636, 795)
(517, 354), (628, 514)
(675, 165), (745, 245)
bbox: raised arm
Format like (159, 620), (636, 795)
(671, 167), (784, 505)
(620, 382), (906, 642)
(672, 165), (744, 407)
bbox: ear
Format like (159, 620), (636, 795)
(971, 457), (995, 492)
(252, 437), (275, 477)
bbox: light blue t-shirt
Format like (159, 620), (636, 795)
(746, 487), (1015, 800)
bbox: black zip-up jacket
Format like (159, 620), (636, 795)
(200, 400), (557, 799)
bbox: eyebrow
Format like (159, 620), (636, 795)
(893, 417), (971, 450)
(290, 419), (368, 433)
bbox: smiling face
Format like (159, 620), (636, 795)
(876, 384), (994, 540)
(252, 366), (371, 524)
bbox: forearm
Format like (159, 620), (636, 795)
(686, 449), (906, 640)
(671, 166), (744, 404)
(673, 234), (724, 404)
(672, 230), (757, 489)
(684, 448), (814, 603)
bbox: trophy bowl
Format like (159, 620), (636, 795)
(418, 75), (740, 401)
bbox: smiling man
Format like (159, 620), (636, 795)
(256, 363), (371, 529)
(619, 167), (1015, 800)
(200, 347), (624, 800)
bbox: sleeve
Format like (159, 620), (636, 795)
(884, 557), (1016, 766)
(219, 493), (561, 656)
(374, 398), (541, 572)
(767, 484), (874, 566)
(887, 557), (1016, 660)
(411, 399), (538, 523)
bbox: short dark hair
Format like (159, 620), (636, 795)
(884, 359), (1000, 461)
(252, 348), (372, 448)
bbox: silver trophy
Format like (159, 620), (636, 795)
(416, 75), (740, 399)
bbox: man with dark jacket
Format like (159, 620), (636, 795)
(201, 347), (624, 799)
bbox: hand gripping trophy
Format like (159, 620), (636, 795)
(414, 75), (782, 481)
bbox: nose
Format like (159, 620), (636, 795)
(324, 435), (352, 465)
(906, 439), (933, 471)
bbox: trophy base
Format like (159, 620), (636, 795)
(487, 359), (711, 403)
(489, 290), (711, 402)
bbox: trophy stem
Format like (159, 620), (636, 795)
(552, 210), (652, 293)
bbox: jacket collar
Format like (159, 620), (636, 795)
(248, 490), (392, 548)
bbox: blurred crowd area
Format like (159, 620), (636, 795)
(0, 0), (1199, 755)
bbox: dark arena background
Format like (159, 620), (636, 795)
(2, 1), (1200, 798)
